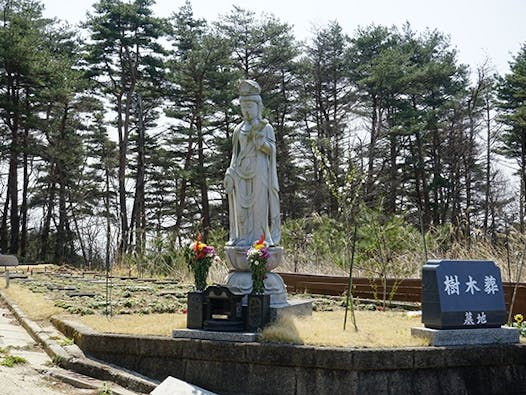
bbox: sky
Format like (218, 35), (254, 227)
(40, 0), (526, 77)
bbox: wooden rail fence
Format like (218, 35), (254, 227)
(277, 272), (526, 316)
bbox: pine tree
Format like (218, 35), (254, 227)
(84, 0), (166, 257)
(0, 0), (48, 254)
(297, 21), (355, 218)
(496, 44), (526, 229)
(215, 6), (302, 219)
(164, 2), (233, 242)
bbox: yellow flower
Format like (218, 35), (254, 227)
(515, 314), (524, 324)
(194, 241), (205, 252)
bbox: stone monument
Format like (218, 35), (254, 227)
(1, 254), (18, 288)
(412, 260), (519, 346)
(223, 80), (287, 306)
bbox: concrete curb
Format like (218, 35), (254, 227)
(0, 288), (158, 394)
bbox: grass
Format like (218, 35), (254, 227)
(76, 309), (426, 348)
(98, 383), (113, 395)
(2, 268), (520, 348)
(0, 278), (442, 348)
(1, 354), (28, 367)
(2, 284), (62, 321)
(78, 313), (187, 336)
(58, 338), (75, 346)
(261, 310), (427, 348)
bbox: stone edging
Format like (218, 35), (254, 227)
(50, 315), (526, 395)
(0, 288), (158, 394)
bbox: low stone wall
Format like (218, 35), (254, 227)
(52, 318), (526, 395)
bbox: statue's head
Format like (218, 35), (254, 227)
(239, 79), (263, 120)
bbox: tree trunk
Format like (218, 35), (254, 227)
(20, 119), (30, 260)
(54, 177), (67, 264)
(5, 71), (20, 255)
(40, 180), (56, 261)
(130, 94), (146, 253)
(69, 197), (88, 266)
(105, 162), (112, 272)
(414, 130), (431, 229)
(174, 139), (194, 238)
(521, 128), (526, 231)
(387, 110), (398, 214)
(197, 113), (210, 241)
(117, 94), (129, 259)
(8, 123), (19, 254)
(366, 97), (378, 201)
(483, 97), (491, 234)
(54, 105), (70, 264)
(0, 183), (10, 252)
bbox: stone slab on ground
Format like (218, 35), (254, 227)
(46, 367), (139, 395)
(151, 376), (217, 395)
(411, 326), (520, 346)
(173, 329), (258, 342)
(271, 299), (312, 320)
(0, 255), (18, 266)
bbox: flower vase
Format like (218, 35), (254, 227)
(193, 265), (210, 293)
(251, 269), (266, 295)
(246, 293), (270, 332)
(187, 291), (206, 329)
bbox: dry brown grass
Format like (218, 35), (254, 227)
(1, 281), (427, 348)
(78, 309), (427, 348)
(261, 310), (427, 348)
(2, 284), (62, 321)
(4, 282), (521, 348)
(78, 313), (186, 336)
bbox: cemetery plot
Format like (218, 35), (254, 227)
(6, 270), (372, 318)
(12, 272), (188, 316)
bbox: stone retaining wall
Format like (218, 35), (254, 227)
(52, 318), (526, 395)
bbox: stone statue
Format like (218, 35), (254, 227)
(224, 80), (287, 305)
(224, 80), (281, 247)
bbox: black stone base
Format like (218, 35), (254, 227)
(246, 294), (270, 331)
(186, 291), (205, 329)
(203, 318), (245, 332)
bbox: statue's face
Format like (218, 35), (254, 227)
(240, 100), (258, 121)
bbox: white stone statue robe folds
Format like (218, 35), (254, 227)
(225, 119), (280, 246)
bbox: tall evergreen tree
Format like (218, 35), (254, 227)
(347, 24), (399, 209)
(298, 21), (355, 218)
(84, 0), (166, 257)
(29, 26), (93, 264)
(164, 1), (233, 242)
(496, 44), (526, 229)
(0, 0), (47, 254)
(215, 7), (302, 219)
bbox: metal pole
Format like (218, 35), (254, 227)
(344, 222), (358, 331)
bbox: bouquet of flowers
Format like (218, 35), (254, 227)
(246, 234), (270, 294)
(185, 233), (215, 291)
(513, 314), (526, 337)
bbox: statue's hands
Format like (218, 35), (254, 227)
(224, 173), (234, 193)
(256, 134), (271, 155)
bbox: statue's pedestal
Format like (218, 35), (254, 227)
(224, 246), (283, 271)
(224, 246), (287, 306)
(226, 271), (287, 306)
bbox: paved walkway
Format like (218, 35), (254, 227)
(0, 301), (139, 395)
(0, 302), (94, 394)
